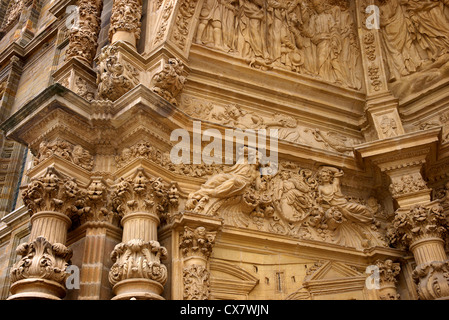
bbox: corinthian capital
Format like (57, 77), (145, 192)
(21, 166), (82, 217)
(111, 169), (178, 221)
(387, 203), (447, 248)
(179, 226), (217, 260)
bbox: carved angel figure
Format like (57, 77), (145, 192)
(185, 147), (262, 213)
(316, 166), (374, 224)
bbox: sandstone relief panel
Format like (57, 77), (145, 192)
(180, 95), (363, 155)
(194, 0), (363, 91)
(185, 148), (388, 250)
(377, 0), (449, 99)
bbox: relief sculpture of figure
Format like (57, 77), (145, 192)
(400, 0), (449, 61)
(196, 0), (225, 49)
(273, 170), (313, 223)
(316, 166), (374, 224)
(378, 0), (422, 82)
(185, 147), (262, 213)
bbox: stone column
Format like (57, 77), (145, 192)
(109, 0), (143, 48)
(388, 203), (449, 300)
(108, 168), (178, 300)
(180, 225), (217, 300)
(8, 167), (82, 300)
(375, 259), (401, 300)
(65, 0), (103, 66)
(75, 178), (122, 300)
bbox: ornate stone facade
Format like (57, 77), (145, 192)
(0, 0), (449, 302)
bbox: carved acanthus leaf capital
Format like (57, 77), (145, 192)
(22, 167), (83, 217)
(10, 236), (72, 285)
(179, 226), (217, 260)
(111, 169), (179, 222)
(388, 204), (448, 248)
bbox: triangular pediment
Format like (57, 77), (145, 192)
(305, 261), (364, 282)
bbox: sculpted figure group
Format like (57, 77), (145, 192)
(378, 0), (449, 82)
(195, 0), (363, 90)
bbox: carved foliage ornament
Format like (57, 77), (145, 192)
(388, 204), (447, 248)
(65, 0), (102, 65)
(151, 58), (186, 106)
(21, 167), (82, 217)
(109, 239), (168, 286)
(10, 236), (72, 285)
(183, 264), (210, 300)
(412, 260), (449, 300)
(109, 0), (143, 42)
(179, 226), (217, 259)
(96, 44), (140, 101)
(34, 138), (94, 171)
(111, 169), (179, 223)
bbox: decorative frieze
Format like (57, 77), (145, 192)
(33, 138), (94, 171)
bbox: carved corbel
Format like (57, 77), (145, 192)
(95, 44), (140, 101)
(151, 57), (186, 106)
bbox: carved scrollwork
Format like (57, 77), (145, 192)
(183, 264), (210, 300)
(412, 260), (449, 300)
